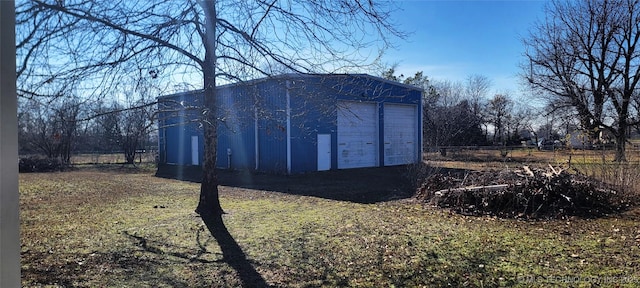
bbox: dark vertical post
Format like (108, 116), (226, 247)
(0, 1), (21, 286)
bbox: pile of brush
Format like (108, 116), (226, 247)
(416, 166), (632, 219)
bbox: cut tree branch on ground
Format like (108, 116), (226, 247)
(416, 166), (634, 219)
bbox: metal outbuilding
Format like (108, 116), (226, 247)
(157, 73), (423, 175)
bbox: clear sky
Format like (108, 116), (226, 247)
(383, 0), (548, 97)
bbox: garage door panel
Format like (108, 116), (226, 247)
(384, 104), (417, 166)
(337, 101), (378, 169)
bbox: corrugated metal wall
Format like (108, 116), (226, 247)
(158, 74), (423, 175)
(216, 86), (256, 170)
(255, 80), (288, 173)
(159, 92), (204, 166)
(329, 75), (422, 167)
(287, 75), (422, 173)
(288, 77), (337, 173)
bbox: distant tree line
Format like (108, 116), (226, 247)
(18, 93), (156, 166)
(384, 0), (640, 160)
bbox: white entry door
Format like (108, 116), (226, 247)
(317, 134), (331, 171)
(191, 136), (199, 165)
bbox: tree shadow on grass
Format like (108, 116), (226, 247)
(123, 230), (221, 265)
(199, 212), (270, 287)
(21, 249), (193, 287)
(122, 215), (269, 287)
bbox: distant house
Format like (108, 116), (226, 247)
(566, 129), (592, 149)
(156, 73), (423, 175)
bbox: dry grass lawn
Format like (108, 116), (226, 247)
(20, 165), (640, 287)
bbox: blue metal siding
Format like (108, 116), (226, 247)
(216, 86), (256, 170)
(164, 124), (202, 165)
(287, 75), (422, 173)
(164, 125), (186, 164)
(327, 75), (422, 167)
(255, 80), (288, 173)
(159, 92), (204, 166)
(157, 74), (422, 175)
(331, 75), (422, 105)
(288, 77), (337, 173)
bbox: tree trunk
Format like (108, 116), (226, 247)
(195, 0), (224, 216)
(614, 129), (627, 162)
(195, 75), (224, 216)
(123, 139), (137, 164)
(125, 150), (136, 164)
(196, 118), (224, 215)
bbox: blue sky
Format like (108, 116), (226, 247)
(383, 0), (548, 96)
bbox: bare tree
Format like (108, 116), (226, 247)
(18, 0), (403, 217)
(95, 100), (152, 164)
(19, 4), (403, 281)
(432, 80), (465, 108)
(465, 74), (491, 116)
(422, 100), (485, 147)
(524, 0), (640, 161)
(486, 94), (513, 145)
(93, 76), (157, 164)
(18, 95), (84, 165)
(383, 70), (487, 148)
(427, 80), (486, 146)
(382, 69), (490, 147)
(504, 105), (534, 146)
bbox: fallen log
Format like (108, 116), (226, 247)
(433, 184), (510, 197)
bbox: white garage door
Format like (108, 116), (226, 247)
(337, 101), (378, 169)
(384, 104), (417, 166)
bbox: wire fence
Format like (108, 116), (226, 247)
(69, 151), (158, 165)
(423, 145), (640, 169)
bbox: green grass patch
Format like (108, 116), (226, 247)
(20, 170), (640, 287)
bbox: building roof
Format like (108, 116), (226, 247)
(157, 73), (424, 100)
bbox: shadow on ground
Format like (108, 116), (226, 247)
(156, 164), (468, 204)
(156, 165), (462, 203)
(219, 167), (415, 203)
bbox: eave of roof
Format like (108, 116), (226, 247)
(157, 73), (423, 99)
